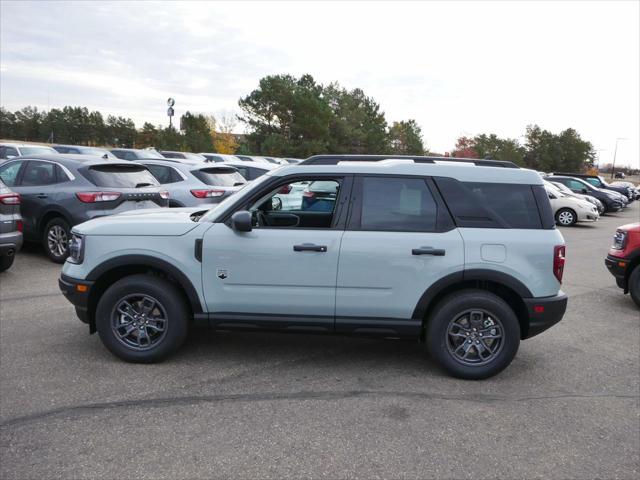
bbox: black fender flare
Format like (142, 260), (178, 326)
(411, 269), (533, 320)
(86, 254), (203, 313)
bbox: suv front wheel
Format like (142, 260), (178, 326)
(96, 274), (189, 363)
(426, 290), (521, 379)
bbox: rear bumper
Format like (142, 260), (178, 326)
(0, 230), (23, 256)
(523, 292), (568, 339)
(605, 254), (628, 290)
(59, 273), (94, 324)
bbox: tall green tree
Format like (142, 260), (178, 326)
(238, 74), (333, 157)
(180, 112), (213, 152)
(472, 133), (526, 165)
(323, 83), (388, 154)
(524, 125), (595, 172)
(387, 119), (425, 155)
(0, 108), (17, 139)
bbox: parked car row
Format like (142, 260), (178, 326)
(0, 146), (637, 274)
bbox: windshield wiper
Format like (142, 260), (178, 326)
(233, 182), (246, 186)
(135, 182), (154, 188)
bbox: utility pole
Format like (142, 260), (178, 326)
(610, 138), (627, 180)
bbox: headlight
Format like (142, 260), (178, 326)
(612, 230), (627, 250)
(68, 233), (85, 264)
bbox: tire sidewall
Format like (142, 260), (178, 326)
(43, 218), (71, 263)
(0, 254), (15, 272)
(426, 290), (521, 380)
(96, 274), (189, 363)
(629, 267), (640, 308)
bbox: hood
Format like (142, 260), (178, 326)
(617, 222), (640, 233)
(73, 206), (212, 236)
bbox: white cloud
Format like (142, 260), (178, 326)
(0, 0), (638, 167)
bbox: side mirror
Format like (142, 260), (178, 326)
(6, 155), (16, 160)
(581, 188), (588, 194)
(231, 210), (252, 232)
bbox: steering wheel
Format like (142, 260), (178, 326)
(255, 210), (268, 227)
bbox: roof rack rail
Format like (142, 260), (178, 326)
(300, 154), (519, 168)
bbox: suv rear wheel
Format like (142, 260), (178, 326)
(43, 217), (71, 263)
(96, 274), (189, 363)
(426, 290), (520, 379)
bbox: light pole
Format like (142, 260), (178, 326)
(610, 138), (627, 179)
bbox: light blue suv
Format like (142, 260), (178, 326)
(59, 155), (568, 379)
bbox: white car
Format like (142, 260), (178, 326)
(544, 181), (599, 226)
(549, 180), (605, 215)
(0, 142), (58, 161)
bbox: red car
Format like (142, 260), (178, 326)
(605, 222), (640, 307)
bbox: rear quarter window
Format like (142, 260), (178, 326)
(435, 178), (546, 229)
(462, 182), (541, 229)
(82, 165), (160, 188)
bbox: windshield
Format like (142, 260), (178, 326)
(198, 173), (273, 222)
(20, 146), (57, 156)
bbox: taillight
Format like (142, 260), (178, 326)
(302, 191), (315, 199)
(17, 220), (23, 232)
(159, 191), (170, 199)
(76, 192), (122, 203)
(0, 193), (20, 205)
(190, 189), (225, 198)
(553, 245), (566, 283)
(278, 185), (292, 194)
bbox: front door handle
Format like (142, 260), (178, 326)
(412, 246), (446, 256)
(37, 194), (48, 199)
(294, 243), (327, 252)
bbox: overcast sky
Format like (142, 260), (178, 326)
(1, 0), (638, 167)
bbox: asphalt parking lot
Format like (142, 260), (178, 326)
(1, 204), (639, 480)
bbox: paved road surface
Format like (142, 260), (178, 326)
(1, 204), (638, 479)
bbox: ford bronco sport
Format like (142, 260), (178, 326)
(59, 155), (568, 379)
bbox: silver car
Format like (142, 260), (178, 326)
(137, 159), (247, 207)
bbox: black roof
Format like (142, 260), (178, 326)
(301, 154), (519, 168)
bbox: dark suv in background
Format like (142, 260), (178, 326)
(552, 172), (634, 201)
(0, 179), (23, 272)
(0, 155), (168, 263)
(546, 175), (625, 213)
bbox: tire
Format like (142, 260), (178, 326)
(426, 289), (521, 380)
(0, 254), (15, 272)
(43, 217), (71, 263)
(629, 267), (640, 308)
(555, 208), (577, 226)
(96, 274), (189, 363)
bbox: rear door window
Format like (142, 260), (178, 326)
(21, 161), (58, 186)
(358, 176), (438, 232)
(191, 167), (246, 186)
(83, 165), (160, 188)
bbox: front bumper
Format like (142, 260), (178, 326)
(59, 274), (94, 325)
(605, 254), (628, 290)
(523, 292), (568, 339)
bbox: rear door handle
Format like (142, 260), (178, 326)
(412, 247), (446, 256)
(37, 194), (48, 199)
(294, 243), (327, 252)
